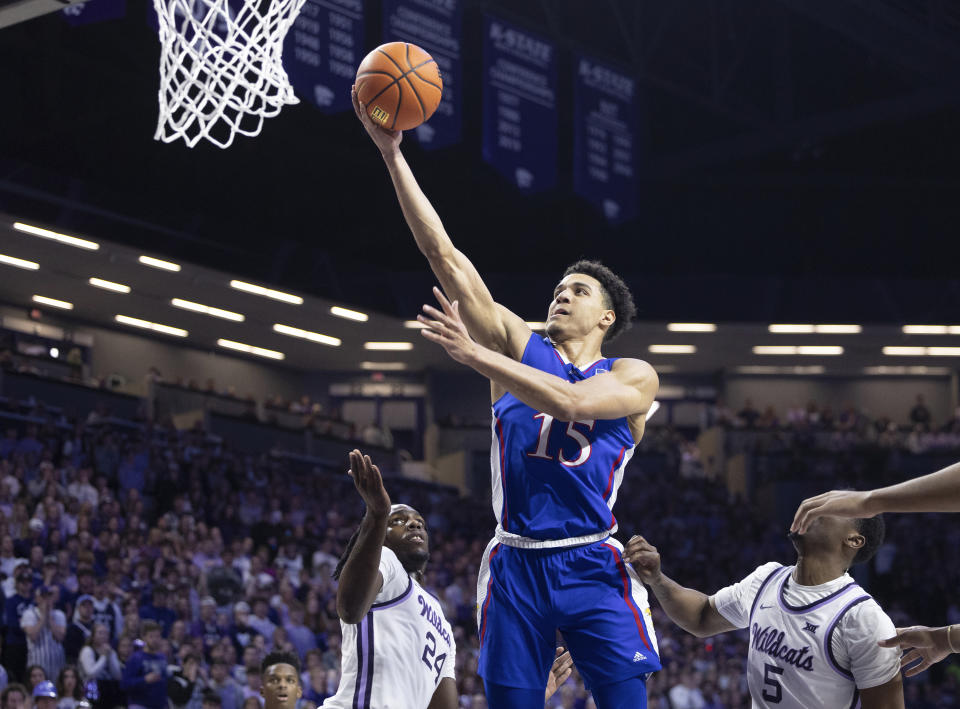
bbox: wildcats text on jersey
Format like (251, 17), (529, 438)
(750, 624), (815, 671)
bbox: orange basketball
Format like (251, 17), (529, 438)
(355, 42), (443, 131)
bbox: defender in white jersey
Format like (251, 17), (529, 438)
(625, 513), (905, 708)
(327, 450), (574, 709)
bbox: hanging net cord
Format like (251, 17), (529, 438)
(154, 0), (307, 148)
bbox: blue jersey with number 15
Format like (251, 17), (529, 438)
(490, 333), (637, 541)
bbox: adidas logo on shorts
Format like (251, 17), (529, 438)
(633, 651), (646, 662)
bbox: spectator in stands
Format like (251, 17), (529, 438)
(247, 601), (276, 646)
(228, 603), (261, 659)
(55, 666), (83, 709)
(910, 394), (932, 430)
(167, 653), (204, 709)
(21, 585), (66, 681)
(31, 680), (58, 709)
(90, 581), (122, 644)
(0, 683), (27, 709)
(736, 400), (760, 428)
(120, 620), (168, 709)
(206, 661), (243, 709)
(64, 595), (95, 664)
(240, 667), (261, 706)
(77, 623), (122, 702)
(26, 665), (47, 694)
(4, 564), (33, 680)
(282, 604), (315, 662)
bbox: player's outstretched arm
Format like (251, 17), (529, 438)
(878, 624), (959, 677)
(791, 460), (960, 534)
(858, 675), (904, 709)
(624, 536), (736, 639)
(336, 450), (391, 624)
(351, 87), (529, 358)
(419, 290), (657, 422)
(426, 678), (457, 709)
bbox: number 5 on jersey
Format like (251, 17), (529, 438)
(527, 413), (595, 467)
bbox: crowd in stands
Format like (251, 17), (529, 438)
(718, 396), (960, 454)
(0, 387), (956, 708)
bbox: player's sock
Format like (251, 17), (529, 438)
(483, 681), (544, 708)
(592, 674), (648, 709)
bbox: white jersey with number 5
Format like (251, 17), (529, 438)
(323, 547), (456, 709)
(711, 562), (900, 709)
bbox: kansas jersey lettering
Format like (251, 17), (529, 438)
(712, 563), (900, 709)
(323, 547), (455, 709)
(491, 334), (635, 541)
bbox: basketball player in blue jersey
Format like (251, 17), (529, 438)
(354, 88), (661, 708)
(625, 516), (904, 708)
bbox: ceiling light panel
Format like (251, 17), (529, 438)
(138, 255), (181, 271)
(273, 324), (341, 346)
(14, 222), (99, 250)
(32, 295), (73, 310)
(89, 277), (131, 293)
(115, 314), (187, 337)
(217, 339), (285, 360)
(0, 253), (39, 270)
(667, 323), (717, 332)
(171, 298), (244, 322)
(230, 280), (302, 304)
(364, 342), (414, 351)
(648, 344), (696, 354)
(330, 306), (368, 322)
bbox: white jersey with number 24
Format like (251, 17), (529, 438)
(323, 547), (456, 709)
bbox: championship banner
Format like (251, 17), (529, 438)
(382, 0), (462, 149)
(573, 55), (637, 223)
(283, 0), (364, 113)
(482, 15), (557, 193)
(63, 0), (126, 26)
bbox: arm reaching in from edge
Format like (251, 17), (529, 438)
(878, 624), (960, 677)
(791, 460), (960, 534)
(352, 87), (530, 359)
(335, 450), (391, 624)
(418, 289), (657, 422)
(623, 535), (736, 639)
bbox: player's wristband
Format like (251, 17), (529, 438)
(948, 625), (959, 654)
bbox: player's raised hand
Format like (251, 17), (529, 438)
(790, 489), (873, 534)
(351, 85), (402, 155)
(347, 449), (391, 519)
(879, 625), (957, 677)
(419, 286), (478, 365)
(544, 646), (574, 702)
(622, 535), (662, 584)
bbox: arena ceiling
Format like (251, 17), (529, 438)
(1, 0), (960, 324)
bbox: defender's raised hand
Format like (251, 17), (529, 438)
(544, 646), (574, 701)
(791, 489), (873, 534)
(418, 286), (479, 365)
(351, 85), (402, 155)
(347, 449), (391, 519)
(879, 625), (958, 677)
(622, 535), (663, 585)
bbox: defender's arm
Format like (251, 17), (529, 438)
(624, 536), (737, 638)
(859, 675), (904, 709)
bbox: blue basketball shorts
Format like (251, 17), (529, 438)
(476, 536), (661, 690)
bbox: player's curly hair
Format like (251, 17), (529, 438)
(562, 260), (636, 342)
(852, 515), (885, 565)
(261, 650), (301, 676)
